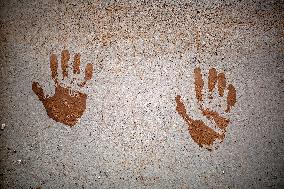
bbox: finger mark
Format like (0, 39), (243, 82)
(208, 68), (217, 94)
(32, 82), (46, 102)
(189, 120), (224, 148)
(201, 108), (230, 130)
(73, 53), (81, 74)
(61, 49), (70, 78)
(176, 95), (224, 150)
(226, 84), (236, 112)
(194, 67), (204, 102)
(217, 72), (226, 97)
(175, 95), (193, 124)
(50, 54), (58, 81)
(84, 63), (93, 81)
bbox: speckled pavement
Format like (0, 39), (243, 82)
(0, 0), (283, 188)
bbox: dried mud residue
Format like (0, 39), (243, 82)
(176, 95), (224, 149)
(208, 68), (217, 98)
(176, 67), (236, 150)
(194, 67), (204, 102)
(32, 50), (93, 127)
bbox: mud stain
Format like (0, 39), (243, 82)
(201, 108), (229, 129)
(176, 67), (236, 150)
(217, 72), (226, 97)
(176, 95), (224, 149)
(194, 67), (204, 102)
(32, 49), (93, 127)
(208, 68), (217, 98)
(226, 84), (236, 112)
(73, 53), (81, 74)
(61, 49), (70, 79)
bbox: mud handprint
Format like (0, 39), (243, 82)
(176, 67), (236, 150)
(32, 49), (93, 127)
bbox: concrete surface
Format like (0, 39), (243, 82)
(0, 0), (283, 188)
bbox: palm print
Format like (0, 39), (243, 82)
(32, 49), (93, 127)
(176, 67), (236, 150)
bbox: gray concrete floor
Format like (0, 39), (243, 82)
(0, 0), (283, 188)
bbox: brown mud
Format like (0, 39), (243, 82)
(175, 95), (224, 149)
(176, 67), (236, 150)
(32, 49), (93, 127)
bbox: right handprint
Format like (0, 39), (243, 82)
(176, 67), (236, 151)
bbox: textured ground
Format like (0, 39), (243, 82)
(0, 0), (283, 188)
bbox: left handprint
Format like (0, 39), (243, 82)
(32, 49), (93, 127)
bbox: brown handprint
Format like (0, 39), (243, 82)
(32, 49), (93, 127)
(176, 67), (236, 150)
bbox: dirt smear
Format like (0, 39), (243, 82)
(73, 53), (81, 74)
(61, 49), (70, 79)
(208, 68), (217, 98)
(175, 95), (224, 149)
(201, 108), (229, 129)
(32, 83), (87, 126)
(194, 67), (204, 102)
(226, 84), (236, 112)
(32, 50), (93, 127)
(176, 67), (237, 150)
(217, 72), (226, 97)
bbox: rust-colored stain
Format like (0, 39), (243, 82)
(208, 68), (217, 98)
(226, 84), (236, 113)
(194, 67), (204, 102)
(176, 67), (236, 150)
(217, 72), (226, 97)
(32, 49), (93, 127)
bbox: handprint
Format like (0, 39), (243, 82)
(176, 67), (236, 150)
(32, 49), (93, 127)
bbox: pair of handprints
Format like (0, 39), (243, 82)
(32, 49), (236, 150)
